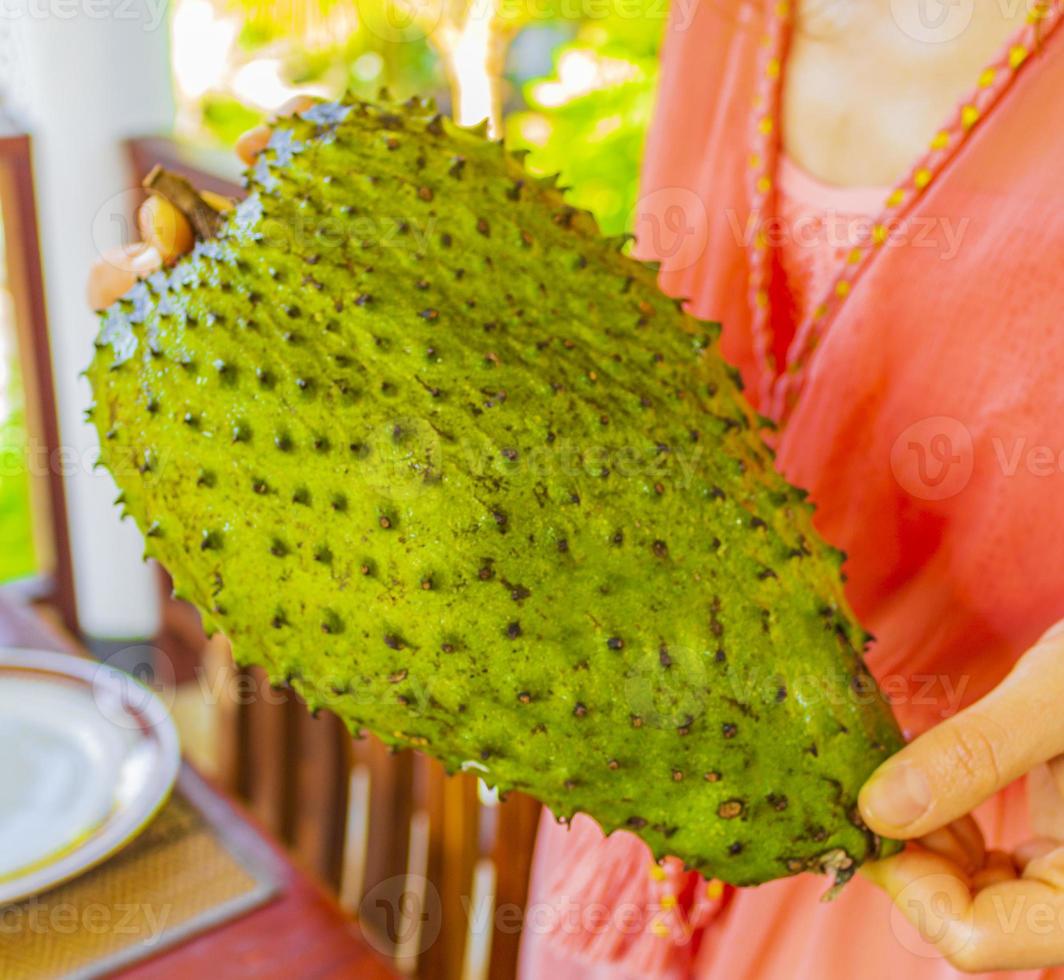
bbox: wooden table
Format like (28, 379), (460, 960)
(0, 594), (399, 980)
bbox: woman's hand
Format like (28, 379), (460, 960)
(87, 96), (314, 311)
(858, 621), (1064, 971)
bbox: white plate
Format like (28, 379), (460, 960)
(0, 648), (180, 904)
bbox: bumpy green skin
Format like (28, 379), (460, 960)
(88, 96), (903, 886)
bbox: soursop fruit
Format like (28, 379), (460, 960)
(87, 94), (903, 886)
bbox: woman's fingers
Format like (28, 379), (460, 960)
(87, 242), (163, 310)
(138, 195), (193, 265)
(918, 817), (985, 874)
(861, 848), (977, 962)
(970, 849), (1016, 891)
(865, 844), (1064, 970)
(859, 626), (1064, 840)
(1022, 843), (1064, 888)
(235, 94), (317, 165)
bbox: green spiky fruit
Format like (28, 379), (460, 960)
(87, 95), (903, 886)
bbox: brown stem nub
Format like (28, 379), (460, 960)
(143, 165), (225, 240)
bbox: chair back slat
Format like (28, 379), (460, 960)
(291, 705), (349, 891)
(241, 666), (298, 841)
(487, 793), (541, 980)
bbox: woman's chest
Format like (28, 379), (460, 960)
(782, 0), (1031, 187)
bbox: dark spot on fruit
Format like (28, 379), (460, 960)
(722, 722), (738, 738)
(728, 842), (744, 855)
(573, 703), (587, 718)
(718, 800), (744, 819)
(506, 621), (522, 639)
(626, 816), (647, 830)
(704, 771), (721, 783)
(606, 636), (624, 651)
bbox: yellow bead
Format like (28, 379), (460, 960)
(886, 188), (905, 209)
(961, 105), (980, 129)
(847, 247), (862, 265)
(706, 879), (725, 900)
(872, 224), (888, 245)
(1010, 45), (1029, 68)
(767, 57), (780, 79)
(930, 130), (950, 151)
(978, 68), (996, 88)
(835, 280), (851, 298)
(1028, 2), (1049, 22)
(775, 0), (790, 18)
(914, 168), (932, 189)
(652, 921), (670, 938)
(755, 289), (769, 309)
(749, 153), (762, 170)
(661, 893), (678, 910)
(756, 175), (772, 194)
(754, 231), (768, 251)
(813, 302), (829, 320)
(649, 863), (667, 881)
(758, 115), (774, 136)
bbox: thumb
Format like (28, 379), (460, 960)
(859, 623), (1064, 839)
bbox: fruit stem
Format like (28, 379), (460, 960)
(143, 165), (224, 240)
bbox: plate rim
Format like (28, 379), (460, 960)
(0, 646), (181, 905)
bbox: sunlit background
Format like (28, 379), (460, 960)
(0, 0), (663, 598)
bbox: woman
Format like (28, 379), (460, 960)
(89, 1), (1064, 973)
(521, 0), (1064, 975)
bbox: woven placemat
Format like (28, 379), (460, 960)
(0, 767), (280, 979)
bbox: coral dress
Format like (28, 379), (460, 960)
(519, 2), (1064, 978)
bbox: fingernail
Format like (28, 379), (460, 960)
(861, 760), (931, 830)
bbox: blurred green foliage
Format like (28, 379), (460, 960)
(506, 12), (662, 234)
(0, 374), (36, 583)
(197, 0), (663, 230)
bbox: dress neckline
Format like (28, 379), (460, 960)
(745, 0), (1063, 422)
(776, 153), (889, 216)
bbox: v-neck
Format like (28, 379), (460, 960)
(744, 0), (1064, 422)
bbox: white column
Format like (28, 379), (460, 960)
(5, 0), (173, 638)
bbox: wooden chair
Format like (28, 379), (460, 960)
(0, 112), (77, 630)
(201, 639), (542, 980)
(127, 139), (544, 979)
